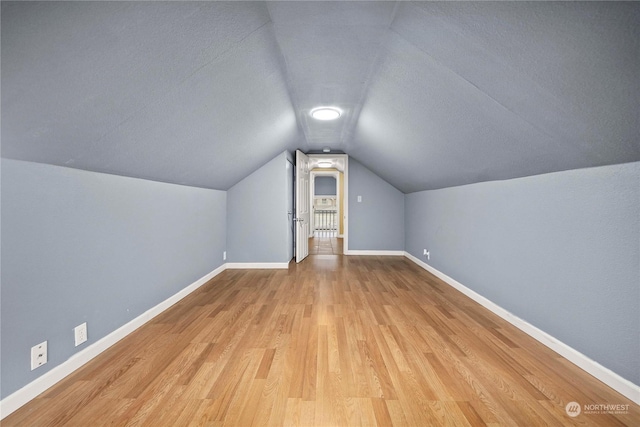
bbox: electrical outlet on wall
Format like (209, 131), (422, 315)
(423, 249), (430, 260)
(223, 251), (227, 261)
(74, 322), (88, 346)
(31, 341), (48, 370)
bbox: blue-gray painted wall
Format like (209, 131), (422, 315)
(2, 154), (638, 401)
(405, 161), (640, 385)
(349, 158), (404, 251)
(226, 151), (292, 263)
(1, 158), (227, 399)
(315, 176), (336, 196)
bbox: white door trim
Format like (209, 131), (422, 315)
(310, 170), (340, 235)
(307, 154), (349, 251)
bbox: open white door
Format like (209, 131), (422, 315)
(295, 150), (311, 263)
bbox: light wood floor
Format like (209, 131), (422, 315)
(4, 252), (639, 426)
(309, 235), (343, 256)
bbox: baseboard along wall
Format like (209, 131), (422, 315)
(403, 252), (640, 405)
(3, 254), (637, 419)
(344, 250), (405, 256)
(1, 263), (228, 419)
(0, 259), (295, 419)
(225, 262), (290, 269)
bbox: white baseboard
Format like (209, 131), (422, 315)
(5, 256), (637, 419)
(0, 264), (227, 420)
(403, 252), (640, 405)
(225, 262), (289, 269)
(345, 250), (404, 256)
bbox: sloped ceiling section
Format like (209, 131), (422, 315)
(2, 2), (639, 192)
(349, 2), (640, 192)
(1, 1), (303, 190)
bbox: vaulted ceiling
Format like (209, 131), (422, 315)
(2, 1), (638, 193)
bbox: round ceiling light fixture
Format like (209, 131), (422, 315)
(310, 107), (341, 121)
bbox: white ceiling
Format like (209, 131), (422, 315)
(2, 1), (638, 192)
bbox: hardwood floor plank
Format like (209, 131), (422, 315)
(457, 400), (488, 426)
(250, 334), (291, 425)
(384, 399), (410, 427)
(220, 351), (265, 425)
(4, 252), (639, 426)
(423, 352), (474, 401)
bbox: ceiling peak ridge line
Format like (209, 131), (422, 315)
(385, 25), (569, 146)
(459, 74), (560, 146)
(85, 18), (276, 155)
(341, 3), (402, 152)
(269, 31), (310, 151)
(265, 2), (311, 150)
(387, 0), (402, 29)
(342, 42), (403, 151)
(390, 3), (600, 148)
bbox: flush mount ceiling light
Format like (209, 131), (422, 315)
(310, 107), (341, 121)
(317, 161), (333, 168)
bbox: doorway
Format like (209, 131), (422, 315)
(311, 171), (339, 237)
(304, 154), (348, 259)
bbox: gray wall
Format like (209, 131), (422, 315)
(315, 176), (336, 196)
(227, 151), (292, 263)
(1, 159), (227, 399)
(349, 158), (404, 251)
(405, 161), (640, 386)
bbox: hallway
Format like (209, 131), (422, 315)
(308, 234), (343, 256)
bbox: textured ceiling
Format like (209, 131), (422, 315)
(2, 1), (638, 192)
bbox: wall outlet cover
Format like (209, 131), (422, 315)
(74, 322), (88, 346)
(31, 341), (48, 370)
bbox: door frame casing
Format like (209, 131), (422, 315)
(307, 154), (349, 253)
(310, 170), (340, 237)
